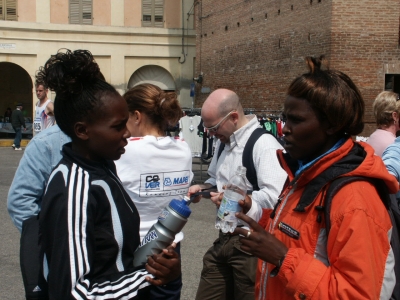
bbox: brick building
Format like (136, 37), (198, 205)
(194, 0), (400, 136)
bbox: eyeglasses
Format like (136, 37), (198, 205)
(204, 110), (235, 133)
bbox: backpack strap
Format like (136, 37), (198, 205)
(324, 176), (366, 236)
(217, 142), (225, 160)
(242, 128), (274, 191)
(324, 176), (400, 299)
(389, 194), (400, 300)
(325, 176), (391, 235)
(215, 128), (275, 191)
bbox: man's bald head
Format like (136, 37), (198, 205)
(202, 89), (242, 118)
(201, 89), (248, 143)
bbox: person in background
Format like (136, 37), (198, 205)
(115, 83), (192, 300)
(4, 107), (12, 122)
(11, 103), (26, 150)
(234, 56), (397, 300)
(33, 82), (55, 135)
(188, 89), (287, 300)
(382, 132), (400, 207)
(8, 125), (70, 232)
(366, 91), (400, 156)
(7, 124), (70, 299)
(36, 49), (180, 299)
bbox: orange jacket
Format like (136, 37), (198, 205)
(256, 138), (398, 300)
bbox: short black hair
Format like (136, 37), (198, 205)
(288, 56), (364, 136)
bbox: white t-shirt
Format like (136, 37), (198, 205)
(34, 99), (55, 134)
(179, 115), (203, 157)
(115, 135), (193, 241)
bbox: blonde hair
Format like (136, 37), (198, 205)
(372, 91), (400, 127)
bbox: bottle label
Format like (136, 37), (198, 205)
(158, 208), (169, 221)
(138, 230), (159, 248)
(217, 196), (240, 221)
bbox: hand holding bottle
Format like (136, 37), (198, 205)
(210, 191), (223, 207)
(238, 194), (253, 214)
(215, 166), (248, 233)
(145, 245), (181, 286)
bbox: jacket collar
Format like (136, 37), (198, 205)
(59, 129), (71, 152)
(277, 137), (366, 212)
(294, 142), (366, 212)
(62, 143), (116, 175)
(227, 115), (258, 150)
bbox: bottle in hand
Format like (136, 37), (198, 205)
(215, 166), (247, 233)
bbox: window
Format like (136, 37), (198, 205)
(142, 0), (164, 28)
(385, 74), (400, 94)
(69, 0), (92, 25)
(0, 0), (17, 21)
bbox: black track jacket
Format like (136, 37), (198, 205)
(40, 143), (150, 299)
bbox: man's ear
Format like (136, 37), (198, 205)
(231, 111), (239, 124)
(74, 122), (89, 141)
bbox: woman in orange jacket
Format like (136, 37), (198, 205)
(235, 56), (398, 299)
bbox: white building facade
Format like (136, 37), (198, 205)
(0, 0), (196, 120)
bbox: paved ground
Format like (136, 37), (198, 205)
(0, 147), (217, 300)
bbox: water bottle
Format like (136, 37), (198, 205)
(133, 197), (192, 267)
(215, 166), (247, 233)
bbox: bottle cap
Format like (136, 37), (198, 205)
(169, 199), (192, 218)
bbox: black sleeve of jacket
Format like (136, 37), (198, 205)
(40, 163), (150, 300)
(18, 111), (26, 128)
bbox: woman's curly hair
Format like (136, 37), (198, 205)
(36, 49), (116, 137)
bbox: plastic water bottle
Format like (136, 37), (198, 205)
(215, 166), (247, 233)
(133, 197), (192, 267)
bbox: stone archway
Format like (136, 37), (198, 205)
(127, 65), (176, 91)
(0, 62), (33, 121)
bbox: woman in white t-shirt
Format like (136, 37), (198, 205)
(115, 83), (193, 300)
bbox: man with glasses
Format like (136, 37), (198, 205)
(188, 89), (287, 300)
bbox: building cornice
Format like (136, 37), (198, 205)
(0, 20), (196, 36)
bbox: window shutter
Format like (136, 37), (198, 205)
(69, 0), (92, 25)
(0, 0), (4, 20)
(81, 0), (92, 25)
(4, 0), (17, 21)
(142, 0), (152, 27)
(154, 0), (164, 28)
(69, 0), (80, 24)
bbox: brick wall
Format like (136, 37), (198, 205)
(194, 0), (400, 136)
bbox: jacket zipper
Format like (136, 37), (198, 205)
(105, 167), (134, 213)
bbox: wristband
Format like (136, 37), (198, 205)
(270, 253), (286, 277)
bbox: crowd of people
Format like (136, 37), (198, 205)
(6, 49), (400, 300)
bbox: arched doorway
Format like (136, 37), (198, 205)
(0, 62), (33, 138)
(127, 65), (176, 91)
